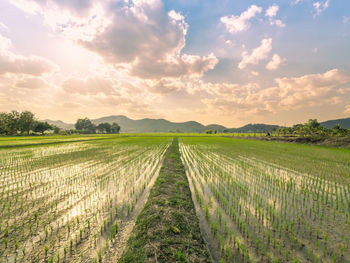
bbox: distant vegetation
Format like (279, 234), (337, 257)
(47, 115), (281, 133)
(0, 110), (59, 135)
(274, 119), (350, 137)
(0, 111), (120, 135)
(2, 110), (350, 139)
(75, 118), (120, 134)
(224, 123), (280, 133)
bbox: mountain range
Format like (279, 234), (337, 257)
(44, 115), (350, 133)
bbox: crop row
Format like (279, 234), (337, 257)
(180, 141), (349, 263)
(0, 138), (170, 262)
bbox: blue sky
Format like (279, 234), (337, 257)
(0, 0), (349, 126)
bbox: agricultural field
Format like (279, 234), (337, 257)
(0, 135), (349, 262)
(180, 137), (350, 263)
(0, 136), (171, 262)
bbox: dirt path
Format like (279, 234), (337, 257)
(118, 138), (211, 263)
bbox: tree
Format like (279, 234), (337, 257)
(96, 123), (111, 134)
(75, 118), (96, 134)
(19, 111), (35, 134)
(205, 129), (217, 134)
(34, 121), (52, 135)
(7, 111), (20, 135)
(0, 113), (10, 135)
(307, 119), (320, 130)
(53, 126), (61, 134)
(331, 124), (347, 136)
(110, 122), (120, 134)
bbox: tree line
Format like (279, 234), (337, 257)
(274, 119), (350, 137)
(0, 111), (58, 135)
(74, 118), (120, 134)
(0, 111), (120, 136)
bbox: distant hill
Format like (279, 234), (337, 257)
(45, 116), (282, 133)
(44, 119), (74, 130)
(45, 115), (350, 133)
(226, 123), (280, 133)
(205, 124), (227, 132)
(320, 117), (350, 129)
(92, 115), (206, 133)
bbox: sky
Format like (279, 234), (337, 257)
(0, 0), (349, 127)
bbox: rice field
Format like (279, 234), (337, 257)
(180, 137), (350, 263)
(0, 136), (171, 262)
(0, 135), (349, 262)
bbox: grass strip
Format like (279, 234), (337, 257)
(118, 138), (211, 263)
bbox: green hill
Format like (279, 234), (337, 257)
(54, 115), (350, 134)
(320, 117), (350, 129)
(44, 119), (74, 130)
(205, 124), (227, 132)
(92, 115), (206, 133)
(45, 116), (282, 133)
(226, 123), (280, 133)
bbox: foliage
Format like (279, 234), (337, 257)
(75, 118), (120, 134)
(75, 118), (96, 134)
(274, 119), (350, 137)
(205, 129), (217, 134)
(0, 110), (56, 135)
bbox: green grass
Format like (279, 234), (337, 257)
(180, 136), (350, 184)
(180, 136), (350, 262)
(0, 136), (171, 262)
(119, 138), (211, 263)
(2, 134), (349, 262)
(0, 133), (264, 147)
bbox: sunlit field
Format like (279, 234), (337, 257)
(180, 137), (350, 263)
(0, 135), (349, 262)
(0, 136), (171, 262)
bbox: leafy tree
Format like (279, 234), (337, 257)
(205, 129), (217, 134)
(8, 111), (20, 135)
(19, 111), (35, 134)
(75, 118), (96, 134)
(331, 124), (347, 135)
(110, 122), (120, 134)
(34, 121), (52, 135)
(0, 113), (11, 135)
(96, 122), (111, 134)
(53, 125), (61, 134)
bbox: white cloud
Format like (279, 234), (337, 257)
(238, 38), (272, 69)
(15, 77), (50, 89)
(0, 22), (8, 32)
(266, 54), (285, 70)
(291, 0), (302, 5)
(77, 1), (218, 79)
(220, 5), (262, 34)
(0, 34), (57, 76)
(0, 34), (12, 50)
(345, 105), (350, 114)
(265, 5), (279, 18)
(9, 0), (41, 14)
(10, 0), (218, 80)
(272, 19), (286, 28)
(62, 77), (118, 96)
(265, 5), (285, 27)
(274, 69), (349, 109)
(190, 69), (350, 117)
(313, 0), (330, 16)
(10, 0), (111, 41)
